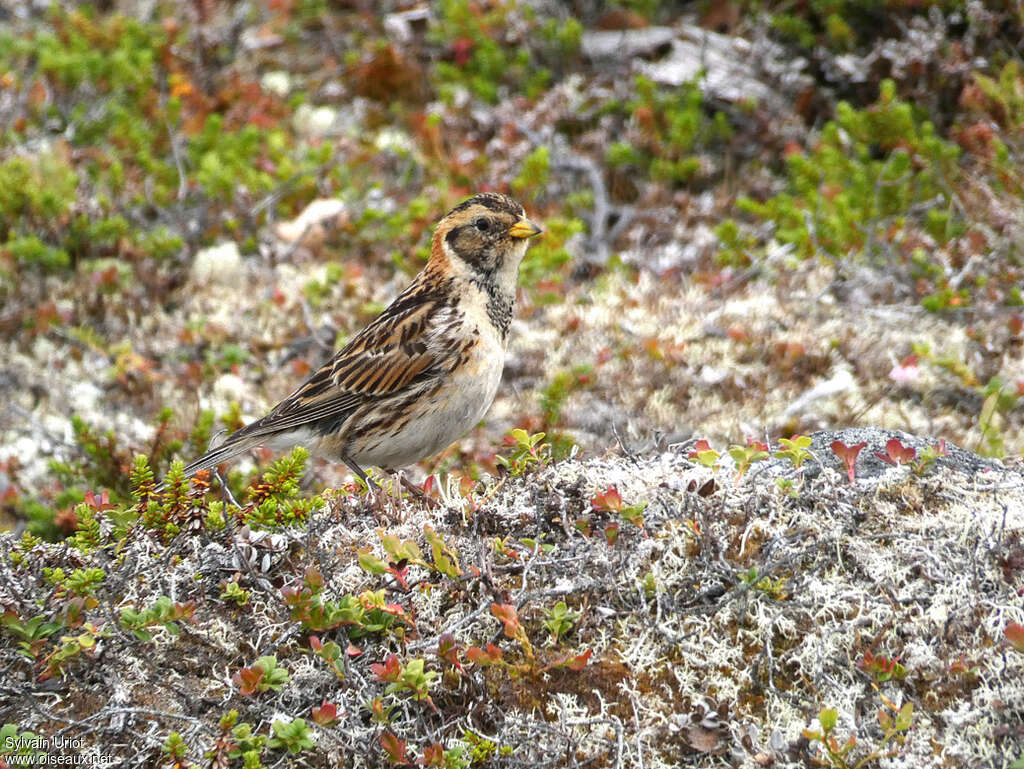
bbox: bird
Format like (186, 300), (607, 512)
(174, 192), (542, 495)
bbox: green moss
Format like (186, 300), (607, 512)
(2, 236), (70, 272)
(518, 216), (583, 289)
(512, 146), (550, 199)
(604, 75), (732, 185)
(736, 79), (961, 267)
(430, 0), (580, 104)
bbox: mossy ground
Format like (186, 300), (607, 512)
(1, 2), (1023, 766)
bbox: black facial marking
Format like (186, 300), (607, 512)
(469, 276), (514, 340)
(445, 224), (499, 274)
(442, 193), (523, 339)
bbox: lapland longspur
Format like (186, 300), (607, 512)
(178, 192), (542, 485)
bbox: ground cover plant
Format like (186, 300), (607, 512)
(1, 1), (1023, 767)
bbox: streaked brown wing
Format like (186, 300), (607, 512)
(230, 291), (455, 439)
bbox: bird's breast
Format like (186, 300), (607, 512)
(342, 312), (507, 470)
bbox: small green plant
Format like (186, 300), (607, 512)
(518, 533), (555, 555)
(38, 567), (103, 627)
(232, 655), (290, 696)
(735, 78), (967, 310)
(774, 435), (813, 469)
(606, 74), (732, 185)
(281, 567), (405, 637)
(243, 447), (320, 529)
(371, 655), (440, 709)
(858, 651), (906, 682)
(729, 440), (770, 480)
(462, 729), (515, 764)
(309, 635), (346, 681)
(496, 429), (552, 477)
(911, 439), (948, 476)
(1, 613), (62, 659)
(512, 145), (550, 199)
(590, 485), (646, 528)
(423, 524), (462, 578)
(208, 710), (267, 769)
(0, 723), (46, 760)
(120, 596), (196, 642)
(688, 439), (721, 469)
(641, 572), (657, 597)
(267, 717), (314, 755)
(740, 568), (789, 600)
(41, 622), (104, 680)
(542, 601), (577, 643)
(219, 579), (251, 606)
(46, 566), (105, 597)
(538, 364), (591, 425)
(803, 701), (914, 769)
(162, 732), (188, 762)
(429, 0), (576, 103)
(419, 741), (471, 768)
(714, 217), (758, 266)
(518, 216), (584, 291)
(281, 570), (362, 632)
(776, 478), (800, 497)
(976, 378), (1019, 457)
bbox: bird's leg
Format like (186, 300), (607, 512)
(342, 457), (389, 513)
(343, 457), (408, 518)
(399, 473), (440, 509)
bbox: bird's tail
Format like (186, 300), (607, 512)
(156, 432), (266, 491)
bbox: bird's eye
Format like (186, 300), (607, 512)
(474, 217), (491, 232)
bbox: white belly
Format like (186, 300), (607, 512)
(348, 332), (505, 470)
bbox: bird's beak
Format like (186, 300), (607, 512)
(508, 217), (543, 239)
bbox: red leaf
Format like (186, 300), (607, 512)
(452, 38), (474, 67)
(465, 644), (502, 666)
(304, 567), (324, 591)
(381, 731), (409, 765)
(604, 523), (619, 546)
(371, 654), (402, 682)
(1006, 622), (1024, 652)
(84, 489), (113, 510)
(831, 441), (867, 483)
(687, 439), (713, 458)
(491, 603), (520, 638)
(232, 666), (264, 696)
(420, 743), (445, 767)
(311, 699), (340, 726)
(386, 563), (410, 590)
(875, 438), (916, 466)
(590, 485), (624, 512)
(437, 633), (461, 668)
(563, 649), (592, 670)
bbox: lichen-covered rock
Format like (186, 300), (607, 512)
(1, 427), (1020, 767)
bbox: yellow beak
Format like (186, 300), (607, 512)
(508, 217), (543, 239)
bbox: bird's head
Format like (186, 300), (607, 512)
(432, 192), (542, 292)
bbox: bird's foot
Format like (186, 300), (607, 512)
(399, 474), (440, 509)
